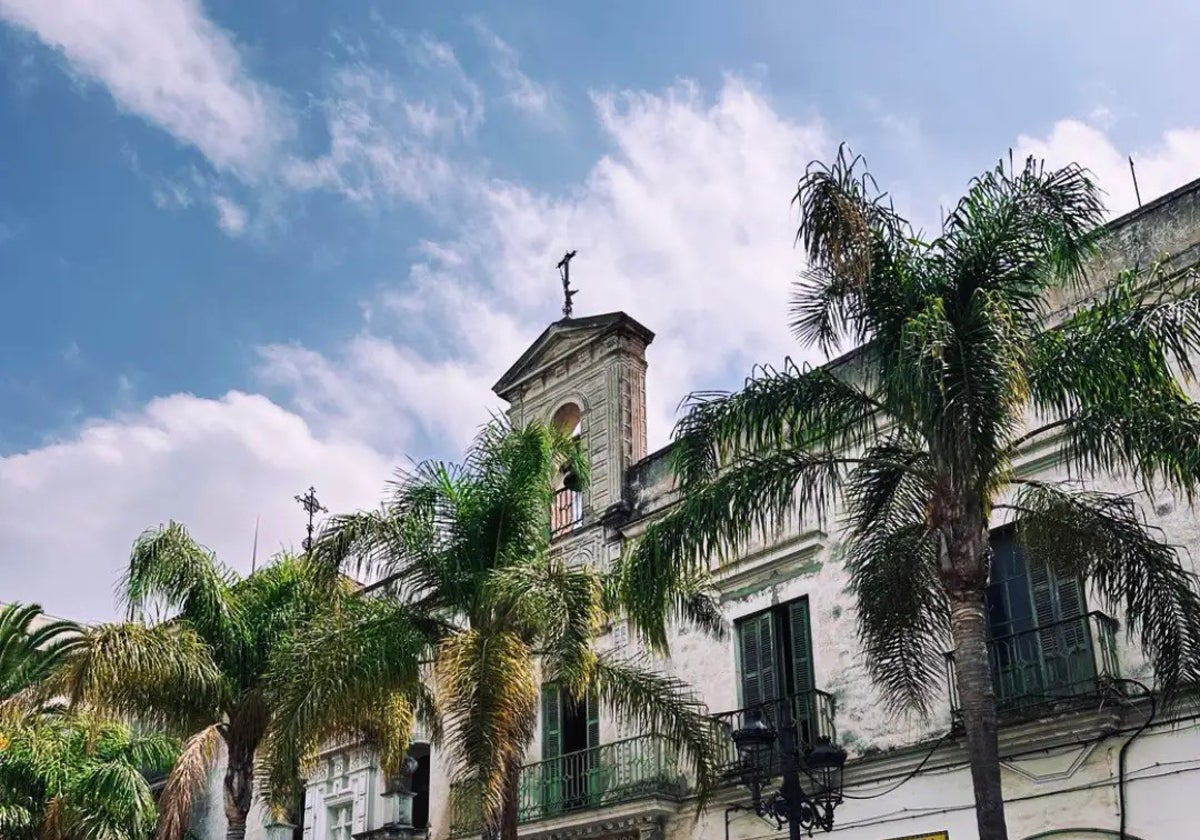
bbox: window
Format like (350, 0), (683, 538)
(735, 597), (818, 746)
(550, 402), (585, 536)
(736, 597), (814, 707)
(984, 527), (1093, 708)
(327, 802), (352, 840)
(540, 684), (599, 814)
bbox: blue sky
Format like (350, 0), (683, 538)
(2, 0), (1199, 620)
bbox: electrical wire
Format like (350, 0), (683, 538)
(839, 730), (954, 800)
(1112, 678), (1156, 840)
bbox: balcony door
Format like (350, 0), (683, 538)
(736, 597), (816, 746)
(985, 528), (1093, 709)
(540, 684), (599, 815)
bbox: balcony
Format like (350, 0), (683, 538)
(448, 734), (686, 836)
(710, 690), (837, 783)
(550, 488), (583, 538)
(945, 611), (1120, 723)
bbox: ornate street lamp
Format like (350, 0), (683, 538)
(731, 710), (846, 838)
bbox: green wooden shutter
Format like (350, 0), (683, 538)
(787, 599), (816, 747)
(1029, 562), (1057, 629)
(787, 599), (814, 694)
(1029, 559), (1091, 697)
(585, 691), (606, 802)
(738, 611), (777, 708)
(541, 683), (562, 760)
(540, 684), (563, 815)
(585, 690), (600, 750)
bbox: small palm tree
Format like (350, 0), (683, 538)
(624, 149), (1200, 839)
(0, 712), (177, 840)
(58, 525), (391, 840)
(264, 420), (724, 840)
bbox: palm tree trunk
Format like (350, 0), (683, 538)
(498, 758), (522, 840)
(223, 738), (255, 840)
(950, 588), (1009, 840)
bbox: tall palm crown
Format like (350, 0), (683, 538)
(266, 420), (723, 839)
(60, 526), (376, 840)
(625, 150), (1200, 840)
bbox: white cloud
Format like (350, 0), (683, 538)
(468, 19), (553, 119)
(264, 77), (829, 449)
(0, 392), (390, 621)
(281, 65), (463, 206)
(1016, 119), (1200, 216)
(213, 195), (247, 236)
(0, 0), (287, 175)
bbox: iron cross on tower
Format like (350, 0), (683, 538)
(557, 249), (578, 319)
(294, 485), (327, 553)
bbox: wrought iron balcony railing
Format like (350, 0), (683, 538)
(945, 611), (1120, 723)
(710, 690), (837, 782)
(448, 734), (685, 835)
(550, 488), (584, 537)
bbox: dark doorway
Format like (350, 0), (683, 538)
(562, 694), (591, 809)
(410, 745), (431, 830)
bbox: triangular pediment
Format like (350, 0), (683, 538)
(492, 312), (654, 401)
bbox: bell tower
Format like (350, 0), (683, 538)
(492, 312), (654, 522)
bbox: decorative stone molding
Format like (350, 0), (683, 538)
(514, 800), (678, 840)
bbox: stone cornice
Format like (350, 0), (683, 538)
(501, 799), (677, 840)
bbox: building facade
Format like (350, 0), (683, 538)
(227, 177), (1200, 840)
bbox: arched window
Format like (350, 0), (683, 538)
(551, 401), (582, 438)
(550, 402), (584, 536)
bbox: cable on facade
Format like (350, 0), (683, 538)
(839, 729), (954, 800)
(1111, 678), (1156, 840)
(728, 761), (1200, 839)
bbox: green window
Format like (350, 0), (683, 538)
(735, 597), (817, 744)
(539, 684), (600, 814)
(985, 527), (1092, 708)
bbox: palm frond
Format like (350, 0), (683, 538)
(436, 629), (537, 835)
(1028, 265), (1200, 498)
(485, 561), (602, 697)
(938, 155), (1104, 309)
(590, 656), (723, 805)
(668, 568), (726, 641)
(66, 761), (158, 840)
(619, 448), (847, 652)
(0, 604), (82, 704)
(842, 440), (949, 712)
(55, 622), (225, 734)
(846, 521), (949, 714)
(1015, 481), (1200, 696)
(119, 522), (236, 636)
(259, 596), (431, 809)
(672, 359), (880, 487)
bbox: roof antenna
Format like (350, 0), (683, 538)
(250, 514), (260, 573)
(557, 250), (578, 319)
(1129, 156), (1143, 208)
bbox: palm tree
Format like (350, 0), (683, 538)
(0, 603), (178, 839)
(264, 420), (724, 840)
(0, 603), (82, 722)
(0, 712), (177, 840)
(622, 149), (1200, 839)
(57, 525), (391, 840)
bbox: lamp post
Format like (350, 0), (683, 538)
(731, 701), (846, 838)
